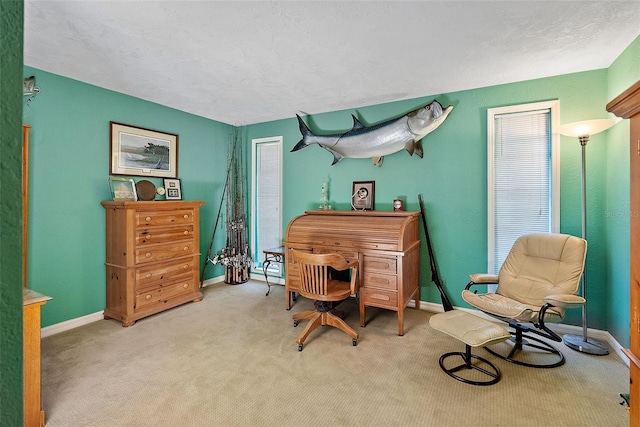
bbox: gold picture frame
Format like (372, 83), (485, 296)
(110, 122), (178, 178)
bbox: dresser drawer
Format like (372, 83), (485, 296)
(135, 241), (196, 264)
(136, 209), (195, 228)
(363, 255), (397, 275)
(135, 279), (197, 310)
(361, 288), (398, 309)
(363, 272), (397, 290)
(136, 257), (196, 289)
(137, 225), (194, 245)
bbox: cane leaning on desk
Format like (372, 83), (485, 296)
(262, 246), (285, 296)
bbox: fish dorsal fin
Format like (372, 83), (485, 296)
(351, 115), (365, 131)
(372, 156), (384, 167)
(404, 140), (415, 156)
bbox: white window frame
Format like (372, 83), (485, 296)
(250, 136), (283, 278)
(487, 100), (560, 275)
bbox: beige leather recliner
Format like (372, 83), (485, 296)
(462, 233), (587, 368)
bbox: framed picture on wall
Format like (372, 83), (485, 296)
(351, 181), (375, 211)
(108, 177), (137, 201)
(110, 122), (178, 178)
(164, 178), (182, 200)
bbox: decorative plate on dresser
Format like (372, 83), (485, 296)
(135, 180), (157, 201)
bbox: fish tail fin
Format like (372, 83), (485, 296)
(291, 114), (312, 152)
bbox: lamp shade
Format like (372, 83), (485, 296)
(558, 118), (617, 137)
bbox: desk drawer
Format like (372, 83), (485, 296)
(313, 248), (358, 263)
(363, 272), (397, 290)
(363, 255), (397, 275)
(361, 288), (398, 309)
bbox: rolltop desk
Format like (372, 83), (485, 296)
(284, 210), (421, 335)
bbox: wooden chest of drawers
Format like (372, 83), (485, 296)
(284, 210), (420, 335)
(101, 200), (204, 326)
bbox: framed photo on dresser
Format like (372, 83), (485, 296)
(164, 178), (182, 200)
(108, 177), (137, 201)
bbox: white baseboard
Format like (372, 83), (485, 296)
(410, 300), (629, 367)
(250, 271), (285, 285)
(40, 282), (629, 368)
(41, 311), (104, 338)
(41, 276), (226, 338)
(202, 273), (284, 287)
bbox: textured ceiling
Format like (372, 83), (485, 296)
(24, 1), (640, 125)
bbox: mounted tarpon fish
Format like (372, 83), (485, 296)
(292, 99), (453, 166)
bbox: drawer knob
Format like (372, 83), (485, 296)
(145, 273), (152, 278)
(184, 246), (189, 251)
(183, 214), (189, 219)
(183, 264), (189, 270)
(146, 235), (152, 240)
(183, 230), (189, 235)
(145, 216), (152, 222)
(183, 283), (189, 289)
(145, 294), (152, 300)
(145, 252), (151, 258)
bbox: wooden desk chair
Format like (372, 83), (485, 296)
(291, 250), (359, 351)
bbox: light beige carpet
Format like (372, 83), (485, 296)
(41, 281), (629, 426)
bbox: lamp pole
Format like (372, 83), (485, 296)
(561, 132), (609, 355)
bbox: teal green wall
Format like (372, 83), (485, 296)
(245, 65), (633, 342)
(604, 35), (640, 346)
(15, 35), (639, 349)
(1, 1), (24, 424)
(22, 67), (232, 328)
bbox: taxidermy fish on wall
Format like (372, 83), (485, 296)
(292, 99), (453, 166)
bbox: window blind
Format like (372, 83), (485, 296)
(252, 138), (282, 274)
(492, 108), (552, 272)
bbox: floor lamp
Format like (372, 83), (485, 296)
(558, 118), (616, 355)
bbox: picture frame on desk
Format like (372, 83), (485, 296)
(110, 121), (178, 178)
(351, 180), (375, 210)
(164, 178), (182, 200)
(108, 177), (137, 201)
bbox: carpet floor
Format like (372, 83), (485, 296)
(41, 280), (630, 426)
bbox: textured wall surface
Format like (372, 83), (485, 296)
(1, 1), (25, 425)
